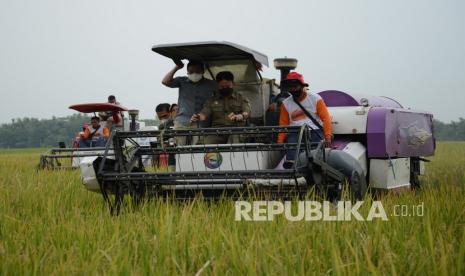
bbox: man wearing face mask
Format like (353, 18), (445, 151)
(161, 60), (217, 144)
(191, 71), (251, 144)
(155, 103), (173, 130)
(277, 72), (332, 168)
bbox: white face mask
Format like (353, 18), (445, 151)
(187, 73), (203, 83)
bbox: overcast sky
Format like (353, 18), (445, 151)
(0, 0), (464, 123)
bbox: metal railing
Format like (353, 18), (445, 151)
(93, 126), (348, 214)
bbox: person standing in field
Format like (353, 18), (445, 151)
(161, 60), (217, 145)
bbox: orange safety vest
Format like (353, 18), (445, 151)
(282, 93), (323, 129)
(278, 92), (332, 143)
(84, 126), (109, 140)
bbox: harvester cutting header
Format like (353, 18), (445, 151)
(72, 41), (434, 213)
(38, 98), (157, 169)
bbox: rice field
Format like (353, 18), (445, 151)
(0, 143), (464, 275)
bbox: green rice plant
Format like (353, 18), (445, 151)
(0, 143), (464, 275)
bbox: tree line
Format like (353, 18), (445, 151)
(0, 114), (158, 148)
(0, 115), (463, 148)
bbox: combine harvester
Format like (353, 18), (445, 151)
(77, 42), (435, 213)
(39, 103), (155, 169)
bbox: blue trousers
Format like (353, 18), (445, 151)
(79, 138), (106, 148)
(285, 129), (324, 161)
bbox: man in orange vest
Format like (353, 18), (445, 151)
(80, 116), (110, 147)
(277, 72), (332, 168)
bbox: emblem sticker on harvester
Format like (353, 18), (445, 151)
(204, 152), (223, 169)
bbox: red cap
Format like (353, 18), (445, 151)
(283, 71), (309, 87)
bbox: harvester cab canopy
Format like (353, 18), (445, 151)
(152, 41), (278, 124)
(152, 41), (268, 65)
(152, 41), (268, 82)
(69, 103), (129, 113)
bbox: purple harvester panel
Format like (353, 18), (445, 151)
(367, 107), (435, 158)
(318, 90), (359, 107)
(319, 90), (403, 108)
(331, 138), (351, 150)
(388, 109), (435, 157)
(367, 108), (388, 157)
